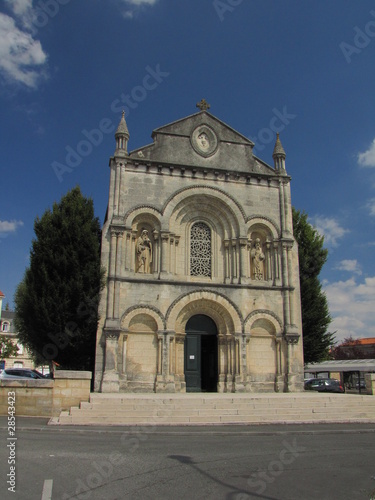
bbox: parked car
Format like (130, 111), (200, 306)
(355, 380), (366, 389)
(304, 378), (345, 393)
(0, 368), (47, 380)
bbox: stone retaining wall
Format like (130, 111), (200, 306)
(0, 371), (91, 417)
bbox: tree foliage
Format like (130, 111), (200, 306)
(331, 336), (375, 360)
(292, 208), (334, 363)
(0, 336), (19, 359)
(14, 187), (104, 371)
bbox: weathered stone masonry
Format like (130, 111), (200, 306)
(94, 101), (304, 393)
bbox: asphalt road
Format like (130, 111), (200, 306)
(1, 418), (375, 500)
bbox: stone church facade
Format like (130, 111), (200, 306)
(94, 100), (304, 393)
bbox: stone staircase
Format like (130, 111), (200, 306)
(53, 392), (375, 426)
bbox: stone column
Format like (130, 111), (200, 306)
(169, 334), (175, 376)
(160, 232), (169, 277)
(170, 235), (175, 274)
(106, 229), (118, 319)
(281, 242), (291, 327)
(156, 333), (163, 376)
(266, 238), (272, 282)
(286, 245), (298, 330)
(233, 333), (246, 392)
(217, 336), (227, 393)
(175, 334), (186, 392)
(125, 231), (131, 271)
(226, 337), (234, 392)
(101, 331), (120, 392)
(113, 230), (124, 319)
(275, 336), (285, 392)
(273, 241), (280, 285)
(244, 336), (252, 391)
(152, 229), (160, 276)
(285, 335), (303, 392)
(232, 239), (238, 283)
(224, 240), (231, 283)
(174, 236), (180, 275)
(118, 163), (126, 214)
(121, 332), (128, 378)
(155, 331), (176, 392)
(279, 180), (286, 234)
(130, 230), (137, 272)
(114, 162), (121, 217)
(239, 238), (248, 283)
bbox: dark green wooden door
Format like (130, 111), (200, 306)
(184, 334), (201, 391)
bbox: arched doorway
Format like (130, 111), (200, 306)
(184, 314), (218, 392)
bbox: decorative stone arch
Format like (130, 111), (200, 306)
(244, 310), (283, 390)
(119, 305), (164, 391)
(162, 185), (246, 234)
(244, 309), (283, 335)
(246, 216), (280, 240)
(166, 289), (243, 335)
(247, 217), (281, 283)
(123, 205), (162, 228)
(121, 305), (166, 331)
(122, 208), (162, 274)
(169, 194), (236, 240)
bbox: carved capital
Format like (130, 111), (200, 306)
(104, 330), (120, 341)
(285, 334), (300, 345)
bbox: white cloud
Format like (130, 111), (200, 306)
(0, 219), (24, 236)
(358, 138), (375, 167)
(334, 259), (362, 275)
(6, 0), (33, 18)
(324, 277), (375, 343)
(0, 2), (48, 89)
(310, 215), (349, 248)
(123, 0), (159, 5)
(366, 198), (375, 216)
(119, 0), (159, 19)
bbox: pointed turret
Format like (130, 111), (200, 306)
(272, 133), (286, 172)
(114, 111), (129, 156)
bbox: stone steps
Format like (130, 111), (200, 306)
(54, 392), (375, 426)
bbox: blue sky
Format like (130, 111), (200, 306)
(1, 0), (375, 344)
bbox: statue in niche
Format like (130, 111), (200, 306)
(197, 132), (210, 151)
(251, 238), (265, 280)
(136, 229), (152, 274)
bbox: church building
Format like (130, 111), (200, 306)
(94, 100), (304, 393)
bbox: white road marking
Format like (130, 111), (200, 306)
(41, 479), (53, 500)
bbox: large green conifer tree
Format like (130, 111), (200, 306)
(292, 208), (334, 363)
(14, 187), (104, 371)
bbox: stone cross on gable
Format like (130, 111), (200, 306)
(196, 99), (210, 111)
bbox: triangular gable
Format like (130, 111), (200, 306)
(129, 111), (275, 175)
(152, 111), (254, 146)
